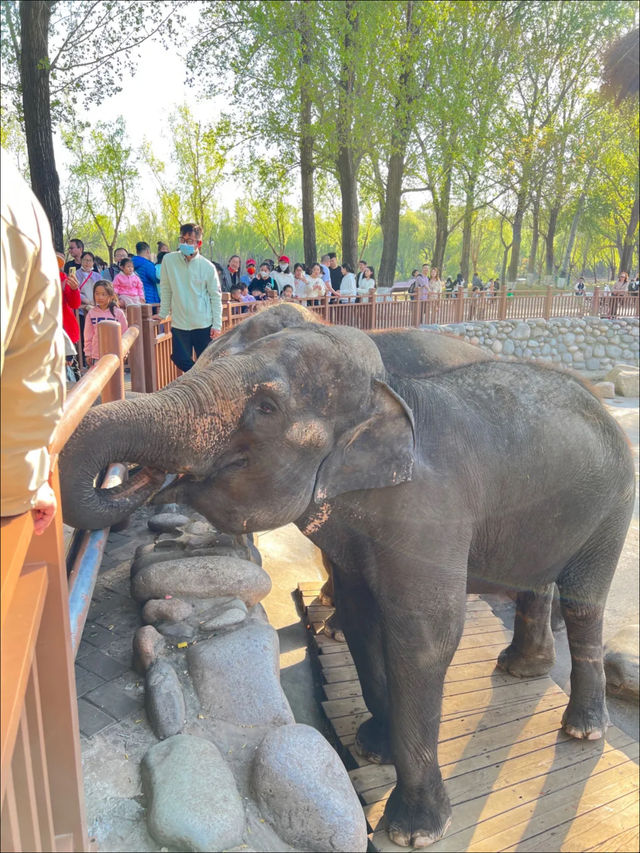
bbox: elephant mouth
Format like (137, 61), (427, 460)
(207, 451), (248, 480)
(151, 454), (248, 501)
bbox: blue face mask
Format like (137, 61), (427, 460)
(179, 242), (196, 256)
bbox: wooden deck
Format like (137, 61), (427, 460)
(297, 583), (639, 853)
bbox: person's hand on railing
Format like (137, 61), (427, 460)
(31, 479), (57, 535)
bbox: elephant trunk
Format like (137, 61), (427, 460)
(60, 369), (245, 530)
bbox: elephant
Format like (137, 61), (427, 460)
(201, 303), (495, 638)
(60, 321), (635, 848)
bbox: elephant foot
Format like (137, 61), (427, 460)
(562, 699), (609, 741)
(355, 717), (393, 765)
(318, 578), (334, 607)
(384, 782), (452, 848)
(497, 643), (555, 678)
(322, 611), (345, 644)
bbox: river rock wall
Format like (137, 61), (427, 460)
(421, 317), (639, 375)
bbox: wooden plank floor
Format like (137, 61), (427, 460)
(297, 582), (639, 853)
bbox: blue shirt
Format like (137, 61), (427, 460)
(132, 256), (160, 304)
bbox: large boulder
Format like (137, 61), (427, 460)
(131, 555), (271, 607)
(605, 365), (639, 397)
(604, 625), (639, 702)
(187, 621), (294, 727)
(251, 724), (368, 852)
(142, 734), (246, 852)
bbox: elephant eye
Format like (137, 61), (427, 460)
(258, 400), (276, 415)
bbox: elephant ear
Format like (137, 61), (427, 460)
(314, 380), (415, 502)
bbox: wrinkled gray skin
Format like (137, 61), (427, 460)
(202, 304), (495, 638)
(60, 314), (635, 848)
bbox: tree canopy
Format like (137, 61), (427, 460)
(1, 0), (638, 283)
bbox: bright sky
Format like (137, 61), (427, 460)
(52, 32), (237, 215)
(49, 14), (426, 222)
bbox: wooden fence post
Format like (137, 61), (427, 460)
(323, 293), (330, 322)
(142, 318), (158, 392)
(368, 289), (376, 330)
(125, 305), (146, 393)
(98, 322), (124, 402)
(498, 286), (507, 320)
(591, 287), (600, 317)
(413, 292), (421, 327)
(543, 286), (553, 320)
(456, 290), (465, 323)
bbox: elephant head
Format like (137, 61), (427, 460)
(60, 324), (415, 533)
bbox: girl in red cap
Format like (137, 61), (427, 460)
(241, 259), (257, 287)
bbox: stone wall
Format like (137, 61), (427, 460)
(422, 317), (639, 376)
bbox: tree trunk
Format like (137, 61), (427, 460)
(20, 0), (63, 251)
(299, 1), (316, 267)
(545, 204), (560, 276)
(432, 163), (452, 274)
(433, 212), (449, 274)
(377, 0), (416, 288)
(527, 189), (541, 275)
(335, 0), (359, 268)
(378, 151), (404, 287)
(460, 182), (475, 282)
(500, 245), (510, 287)
(337, 146), (359, 268)
(560, 197), (585, 278)
(560, 164), (595, 278)
(619, 190), (639, 275)
(507, 189), (527, 283)
(300, 112), (316, 267)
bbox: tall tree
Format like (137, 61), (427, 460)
(63, 116), (138, 263)
(188, 0), (323, 265)
(375, 1), (425, 287)
(1, 0), (182, 249)
(502, 0), (635, 282)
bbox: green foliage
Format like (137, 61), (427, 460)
(63, 115), (139, 262)
(5, 0), (635, 282)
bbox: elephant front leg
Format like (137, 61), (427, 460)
(331, 569), (393, 764)
(497, 585), (556, 677)
(382, 593), (466, 848)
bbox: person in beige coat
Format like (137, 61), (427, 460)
(1, 155), (65, 534)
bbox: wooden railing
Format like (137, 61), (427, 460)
(217, 287), (639, 331)
(1, 319), (139, 852)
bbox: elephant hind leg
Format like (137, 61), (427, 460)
(557, 512), (630, 741)
(317, 551), (334, 605)
(497, 585), (556, 678)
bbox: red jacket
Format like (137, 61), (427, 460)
(61, 272), (81, 343)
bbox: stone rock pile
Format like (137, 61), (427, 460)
(422, 317), (639, 378)
(131, 505), (367, 853)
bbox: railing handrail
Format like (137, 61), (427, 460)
(50, 325), (139, 457)
(2, 318), (139, 852)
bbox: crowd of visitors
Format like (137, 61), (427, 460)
(56, 228), (638, 378)
(408, 266), (502, 297)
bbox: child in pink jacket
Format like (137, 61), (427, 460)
(84, 281), (128, 365)
(112, 257), (145, 306)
